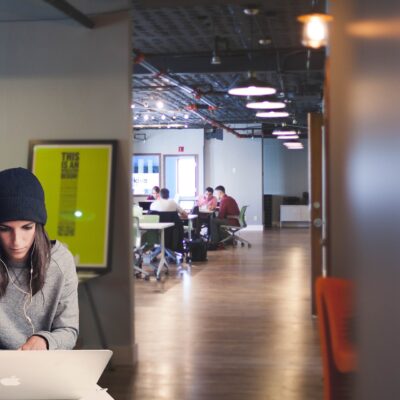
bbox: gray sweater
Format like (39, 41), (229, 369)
(0, 241), (79, 350)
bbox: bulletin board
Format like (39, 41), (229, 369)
(29, 140), (116, 272)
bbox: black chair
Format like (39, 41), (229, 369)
(149, 211), (185, 264)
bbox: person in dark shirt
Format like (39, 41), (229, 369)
(209, 185), (240, 248)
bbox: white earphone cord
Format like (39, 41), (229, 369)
(0, 256), (35, 335)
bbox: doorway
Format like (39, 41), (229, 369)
(163, 155), (198, 202)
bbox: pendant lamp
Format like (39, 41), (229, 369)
(246, 96), (286, 109)
(228, 73), (276, 97)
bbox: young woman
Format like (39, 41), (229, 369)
(0, 168), (79, 350)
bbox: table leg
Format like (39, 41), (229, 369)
(156, 228), (168, 279)
(188, 219), (192, 240)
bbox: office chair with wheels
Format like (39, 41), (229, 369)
(133, 215), (160, 280)
(133, 216), (151, 280)
(220, 205), (252, 248)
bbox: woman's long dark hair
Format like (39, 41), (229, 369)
(0, 224), (51, 298)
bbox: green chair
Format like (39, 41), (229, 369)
(220, 205), (252, 248)
(133, 215), (160, 280)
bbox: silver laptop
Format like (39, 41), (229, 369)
(0, 350), (112, 400)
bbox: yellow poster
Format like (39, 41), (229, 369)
(30, 142), (115, 270)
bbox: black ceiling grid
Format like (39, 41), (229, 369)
(131, 0), (326, 136)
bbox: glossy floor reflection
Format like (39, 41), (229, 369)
(100, 229), (323, 400)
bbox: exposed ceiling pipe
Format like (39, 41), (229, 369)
(191, 109), (263, 139)
(133, 51), (265, 139)
(133, 51), (218, 109)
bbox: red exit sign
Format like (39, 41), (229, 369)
(178, 146), (184, 152)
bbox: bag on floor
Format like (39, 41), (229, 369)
(188, 239), (208, 262)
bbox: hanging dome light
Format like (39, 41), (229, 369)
(297, 12), (333, 49)
(256, 111), (289, 118)
(277, 135), (299, 140)
(246, 98), (286, 109)
(228, 73), (276, 97)
(272, 129), (297, 135)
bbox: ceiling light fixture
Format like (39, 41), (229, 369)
(243, 6), (260, 16)
(277, 135), (299, 140)
(284, 142), (304, 149)
(184, 114), (190, 120)
(258, 37), (272, 46)
(211, 53), (222, 65)
(161, 114), (166, 120)
(156, 100), (164, 109)
(143, 114), (149, 121)
(256, 111), (289, 118)
(272, 130), (297, 135)
(297, 12), (333, 49)
(229, 73), (276, 96)
(246, 100), (286, 109)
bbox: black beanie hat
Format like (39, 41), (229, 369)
(0, 168), (47, 225)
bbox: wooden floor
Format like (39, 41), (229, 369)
(100, 228), (323, 400)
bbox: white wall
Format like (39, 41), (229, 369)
(263, 139), (309, 197)
(134, 128), (205, 196)
(0, 9), (135, 365)
(205, 132), (263, 227)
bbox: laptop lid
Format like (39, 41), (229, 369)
(0, 349), (112, 400)
(179, 200), (195, 211)
(138, 201), (152, 211)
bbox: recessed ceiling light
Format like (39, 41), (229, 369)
(156, 101), (164, 109)
(143, 114), (149, 121)
(161, 115), (166, 120)
(256, 111), (289, 118)
(184, 114), (190, 119)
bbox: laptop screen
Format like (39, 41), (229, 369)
(179, 200), (195, 211)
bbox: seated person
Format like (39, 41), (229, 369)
(209, 185), (240, 248)
(197, 187), (217, 211)
(195, 187), (217, 237)
(146, 186), (160, 201)
(150, 188), (188, 218)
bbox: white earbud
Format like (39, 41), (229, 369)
(0, 255), (35, 335)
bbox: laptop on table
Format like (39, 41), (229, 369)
(0, 350), (112, 400)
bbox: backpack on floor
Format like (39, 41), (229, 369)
(188, 239), (208, 262)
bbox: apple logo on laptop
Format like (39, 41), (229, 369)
(0, 376), (21, 386)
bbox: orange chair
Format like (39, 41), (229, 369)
(316, 277), (357, 400)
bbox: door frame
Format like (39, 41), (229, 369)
(163, 154), (199, 199)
